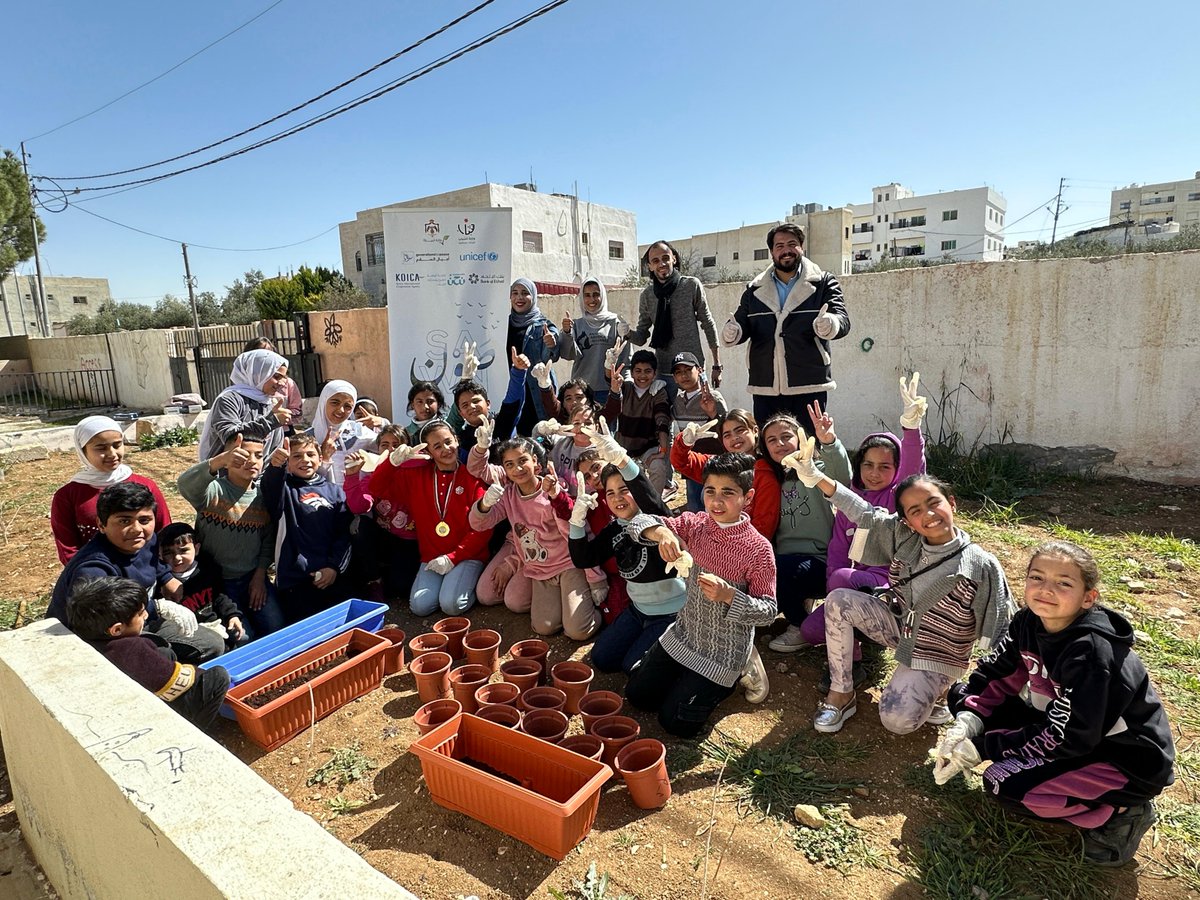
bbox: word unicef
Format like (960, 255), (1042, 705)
(459, 251), (500, 262)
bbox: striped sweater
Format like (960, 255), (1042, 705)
(628, 511), (777, 687)
(830, 484), (1014, 678)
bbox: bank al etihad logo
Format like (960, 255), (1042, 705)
(469, 273), (479, 284)
(458, 218), (475, 236)
(424, 219), (440, 236)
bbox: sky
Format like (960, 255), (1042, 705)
(6, 0), (1199, 304)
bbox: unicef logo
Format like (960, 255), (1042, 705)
(460, 251), (502, 262)
(488, 251), (499, 261)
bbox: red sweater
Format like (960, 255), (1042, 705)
(51, 475), (171, 565)
(368, 459), (490, 564)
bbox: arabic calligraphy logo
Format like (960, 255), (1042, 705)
(324, 312), (343, 347)
(458, 218), (475, 236)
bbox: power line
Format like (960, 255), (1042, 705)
(39, 0), (571, 198)
(25, 0), (290, 143)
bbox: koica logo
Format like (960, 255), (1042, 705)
(447, 273), (466, 286)
(460, 251), (500, 262)
(394, 273), (420, 287)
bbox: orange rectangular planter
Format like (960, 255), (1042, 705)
(409, 713), (612, 859)
(226, 628), (389, 751)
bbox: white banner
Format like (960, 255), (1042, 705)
(383, 208), (513, 422)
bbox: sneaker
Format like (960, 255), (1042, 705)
(813, 694), (857, 734)
(925, 701), (953, 726)
(739, 645), (770, 704)
(768, 625), (810, 653)
(1083, 802), (1158, 867)
(818, 662), (867, 694)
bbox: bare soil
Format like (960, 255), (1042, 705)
(1, 448), (1198, 898)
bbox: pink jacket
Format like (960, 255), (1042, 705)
(468, 485), (575, 580)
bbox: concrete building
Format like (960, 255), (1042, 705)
(849, 183), (1007, 270)
(1109, 172), (1200, 229)
(0, 275), (112, 337)
(340, 183), (638, 304)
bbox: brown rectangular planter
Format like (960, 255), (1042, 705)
(226, 628), (389, 751)
(409, 713), (612, 859)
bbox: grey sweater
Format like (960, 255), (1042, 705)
(626, 276), (719, 368)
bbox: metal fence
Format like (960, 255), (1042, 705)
(0, 368), (119, 416)
(165, 319), (320, 401)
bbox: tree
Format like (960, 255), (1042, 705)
(222, 269), (264, 324)
(0, 149), (46, 279)
(253, 276), (306, 320)
(312, 274), (371, 310)
(149, 294), (194, 328)
(252, 265), (355, 319)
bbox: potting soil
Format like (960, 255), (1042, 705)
(244, 651), (355, 708)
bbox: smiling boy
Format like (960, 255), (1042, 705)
(601, 349), (672, 493)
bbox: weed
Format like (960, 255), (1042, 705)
(307, 744), (377, 789)
(971, 497), (1026, 527)
(137, 425), (199, 451)
(327, 794), (366, 815)
(1153, 797), (1200, 892)
(548, 861), (633, 900)
(664, 739), (704, 773)
(700, 730), (864, 818)
(611, 828), (637, 851)
(791, 805), (884, 874)
(924, 428), (1043, 506)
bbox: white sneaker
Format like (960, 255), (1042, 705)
(768, 624), (810, 653)
(739, 645), (769, 704)
(926, 701), (953, 726)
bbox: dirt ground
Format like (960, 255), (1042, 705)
(1, 446), (1198, 899)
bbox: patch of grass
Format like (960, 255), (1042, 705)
(548, 861), (633, 900)
(971, 497), (1027, 528)
(925, 432), (1044, 505)
(664, 739), (704, 773)
(0, 592), (49, 630)
(906, 764), (1106, 900)
(792, 805), (885, 874)
(307, 744), (376, 789)
(1153, 797), (1200, 892)
(137, 425), (199, 451)
(700, 730), (865, 819)
(327, 794), (366, 815)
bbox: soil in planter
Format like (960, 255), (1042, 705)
(244, 649), (360, 708)
(459, 756), (534, 790)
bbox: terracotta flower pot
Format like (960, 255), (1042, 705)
(579, 690), (624, 733)
(509, 639), (550, 684)
(377, 627), (407, 675)
(409, 651), (452, 703)
(559, 733), (604, 761)
(615, 739), (671, 809)
(474, 681), (520, 709)
(473, 704), (522, 728)
(414, 698), (462, 736)
(591, 715), (641, 767)
(448, 663), (492, 715)
(518, 686), (567, 714)
(550, 661), (594, 715)
(500, 659), (542, 694)
(408, 632), (449, 661)
(519, 708), (569, 744)
(463, 629), (502, 672)
(432, 616), (471, 660)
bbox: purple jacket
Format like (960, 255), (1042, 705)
(825, 428), (925, 587)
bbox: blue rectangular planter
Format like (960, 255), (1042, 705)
(202, 598), (387, 719)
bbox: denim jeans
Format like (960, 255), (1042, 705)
(684, 477), (704, 513)
(590, 604), (675, 674)
(409, 559), (485, 617)
(225, 570), (286, 638)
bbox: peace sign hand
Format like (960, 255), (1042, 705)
(681, 418), (719, 447)
(807, 399), (836, 445)
(390, 442), (431, 467)
(604, 337), (626, 374)
(899, 371), (927, 430)
(699, 381), (717, 417)
(569, 482), (598, 527)
(461, 340), (480, 381)
(609, 363), (625, 396)
(781, 436), (823, 487)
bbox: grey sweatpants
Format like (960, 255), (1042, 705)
(823, 588), (953, 735)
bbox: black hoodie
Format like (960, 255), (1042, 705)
(949, 606), (1174, 794)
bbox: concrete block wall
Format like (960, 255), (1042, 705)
(0, 620), (416, 900)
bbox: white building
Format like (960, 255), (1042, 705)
(340, 183), (638, 304)
(850, 183), (1007, 270)
(0, 274), (112, 337)
(1109, 172), (1200, 229)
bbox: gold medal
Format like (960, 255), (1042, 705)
(435, 521), (451, 537)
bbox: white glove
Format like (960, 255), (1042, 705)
(899, 372), (927, 430)
(932, 737), (982, 785)
(813, 303), (839, 340)
(581, 416), (628, 468)
(570, 485), (599, 527)
(615, 320), (630, 338)
(590, 579), (609, 608)
(156, 599), (198, 637)
(480, 481), (505, 511)
(681, 418), (718, 447)
(936, 710), (983, 757)
(534, 419), (572, 439)
(780, 436), (823, 488)
(425, 555), (454, 576)
(461, 340), (479, 381)
(720, 319), (742, 345)
(390, 442), (431, 467)
(665, 551), (694, 579)
(531, 362), (552, 390)
(604, 337), (627, 373)
(474, 418), (494, 449)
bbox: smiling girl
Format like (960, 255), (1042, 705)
(559, 277), (628, 405)
(309, 379), (378, 485)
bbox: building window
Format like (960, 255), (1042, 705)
(885, 192), (890, 201)
(876, 215), (882, 223)
(754, 248), (768, 261)
(608, 240), (624, 260)
(844, 228), (849, 239)
(523, 230), (544, 253)
(884, 214), (889, 222)
(941, 240), (957, 251)
(47, 294), (55, 303)
(581, 232), (588, 244)
(876, 194), (882, 202)
(365, 232), (385, 266)
(1188, 193), (1200, 202)
(732, 251), (739, 260)
(702, 255), (716, 268)
(72, 295), (88, 304)
(942, 210), (958, 221)
(354, 251), (362, 272)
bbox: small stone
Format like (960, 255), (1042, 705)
(853, 786), (870, 798)
(1134, 630), (1152, 644)
(1046, 505), (1061, 515)
(497, 846), (507, 856)
(793, 804), (826, 828)
(1118, 575), (1132, 584)
(310, 793), (322, 801)
(1125, 557), (1138, 567)
(1175, 590), (1190, 600)
(1127, 581), (1148, 594)
(1167, 559), (1185, 572)
(291, 756), (301, 765)
(1159, 505), (1181, 512)
(1165, 607), (1186, 619)
(1138, 567), (1156, 579)
(775, 662), (789, 674)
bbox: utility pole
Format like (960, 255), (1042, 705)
(1048, 177), (1069, 248)
(181, 243), (200, 347)
(18, 142), (49, 336)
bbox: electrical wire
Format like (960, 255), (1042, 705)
(41, 0), (498, 182)
(25, 0), (290, 143)
(41, 0), (572, 197)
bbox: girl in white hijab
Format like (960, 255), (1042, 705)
(558, 277), (629, 403)
(309, 379), (378, 485)
(51, 415), (172, 564)
(198, 349), (291, 462)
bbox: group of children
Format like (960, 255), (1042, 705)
(45, 273), (1174, 869)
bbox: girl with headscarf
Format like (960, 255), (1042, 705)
(198, 349), (291, 462)
(558, 277), (629, 404)
(307, 379), (379, 485)
(51, 416), (172, 564)
(506, 277), (561, 434)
